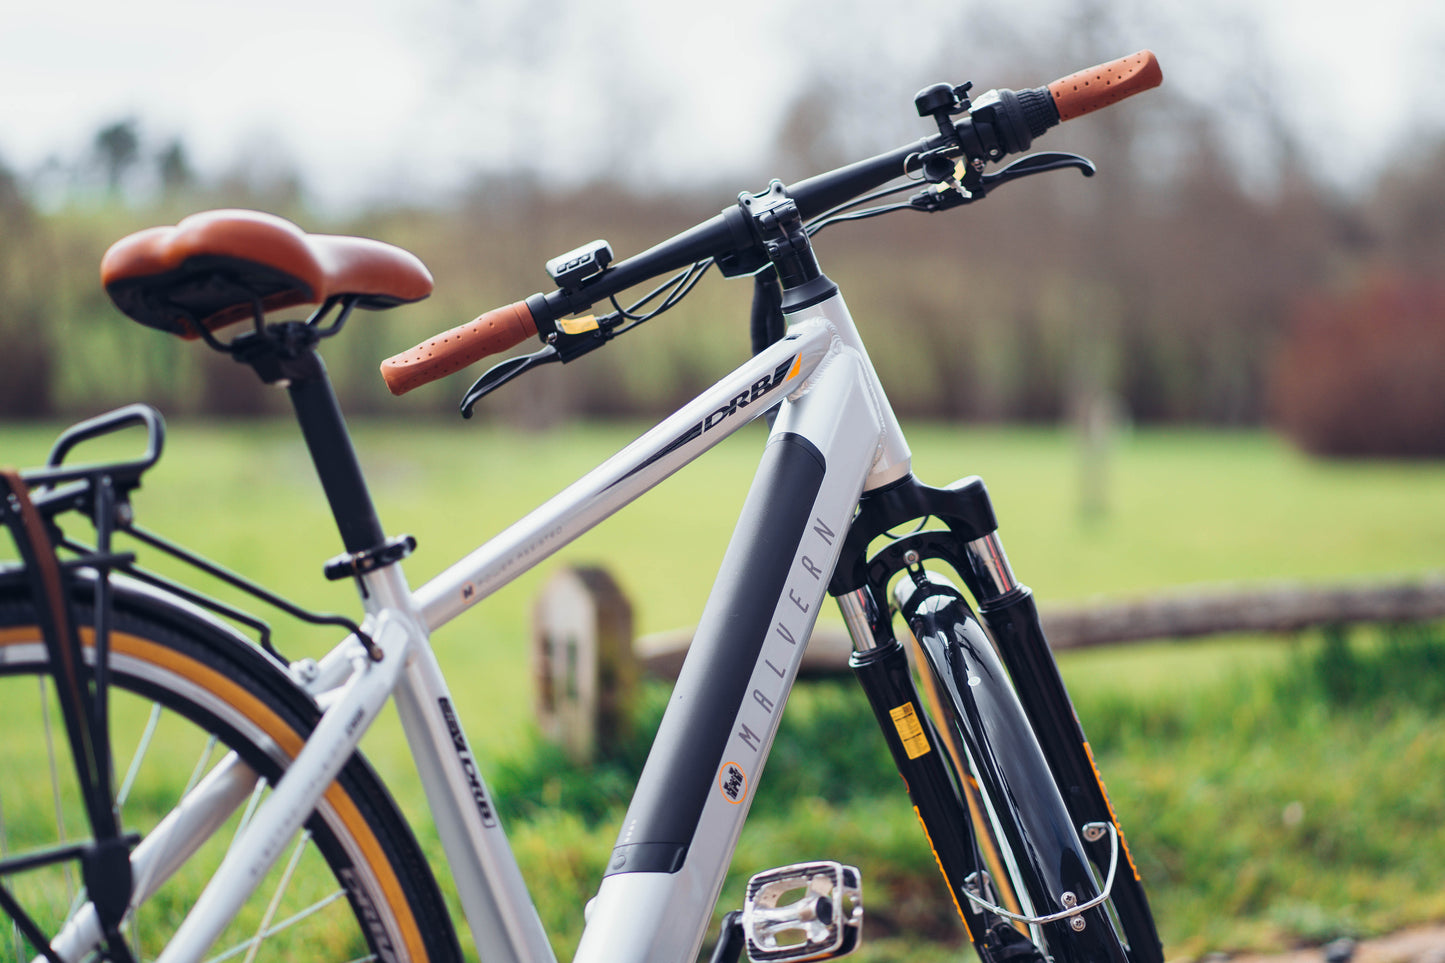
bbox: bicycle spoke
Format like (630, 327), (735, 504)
(182, 735), (221, 799)
(201, 835), (353, 963)
(38, 677), (77, 904)
(238, 828), (312, 963)
(210, 890), (352, 963)
(116, 702), (164, 808)
(99, 753), (260, 963)
(0, 880), (66, 963)
(1, 608), (442, 963)
(62, 886), (89, 943)
(227, 777), (269, 856)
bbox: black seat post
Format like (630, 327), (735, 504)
(287, 357), (386, 555)
(232, 323), (386, 558)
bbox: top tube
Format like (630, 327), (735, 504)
(410, 324), (836, 631)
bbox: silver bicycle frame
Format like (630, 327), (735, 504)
(131, 288), (916, 963)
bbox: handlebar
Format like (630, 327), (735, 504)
(381, 50), (1161, 397)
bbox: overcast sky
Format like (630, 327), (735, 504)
(1, 0), (1441, 210)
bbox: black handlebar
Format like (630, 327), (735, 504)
(527, 82), (1067, 330)
(380, 51), (1162, 403)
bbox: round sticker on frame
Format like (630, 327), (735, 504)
(718, 761), (748, 804)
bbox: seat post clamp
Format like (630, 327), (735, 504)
(323, 534), (417, 582)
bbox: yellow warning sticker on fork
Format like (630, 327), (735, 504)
(889, 703), (931, 759)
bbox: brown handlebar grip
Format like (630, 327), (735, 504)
(1046, 50), (1162, 122)
(381, 300), (537, 396)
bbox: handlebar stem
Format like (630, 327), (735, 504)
(740, 180), (841, 314)
(741, 181), (817, 289)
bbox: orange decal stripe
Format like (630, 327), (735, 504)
(1082, 740), (1143, 883)
(912, 805), (972, 939)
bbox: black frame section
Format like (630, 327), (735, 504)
(603, 432), (825, 877)
(228, 320), (413, 654)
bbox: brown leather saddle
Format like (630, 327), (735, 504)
(101, 209), (433, 338)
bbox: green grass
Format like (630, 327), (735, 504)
(5, 419), (1440, 637)
(2, 417), (1444, 961)
(1086, 623), (1445, 956)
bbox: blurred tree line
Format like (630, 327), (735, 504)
(1, 73), (1443, 457)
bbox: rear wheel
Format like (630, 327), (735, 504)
(0, 577), (461, 963)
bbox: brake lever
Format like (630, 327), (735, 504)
(910, 151), (1095, 213)
(460, 345), (560, 418)
(982, 151), (1096, 188)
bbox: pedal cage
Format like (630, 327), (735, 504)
(742, 861), (862, 963)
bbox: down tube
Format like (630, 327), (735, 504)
(573, 348), (886, 963)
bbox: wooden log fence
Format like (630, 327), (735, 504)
(534, 568), (1445, 755)
(1039, 576), (1445, 650)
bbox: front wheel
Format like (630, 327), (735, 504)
(0, 574), (462, 963)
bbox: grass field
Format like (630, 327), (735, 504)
(1, 416), (1442, 961)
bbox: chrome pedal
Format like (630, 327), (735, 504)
(742, 861), (862, 963)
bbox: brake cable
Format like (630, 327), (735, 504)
(804, 180), (923, 235)
(606, 258), (716, 328)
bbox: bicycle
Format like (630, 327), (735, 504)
(1, 50), (1163, 963)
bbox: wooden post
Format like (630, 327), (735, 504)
(532, 565), (637, 762)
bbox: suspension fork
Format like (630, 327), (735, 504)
(828, 474), (1003, 946)
(830, 472), (1163, 963)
